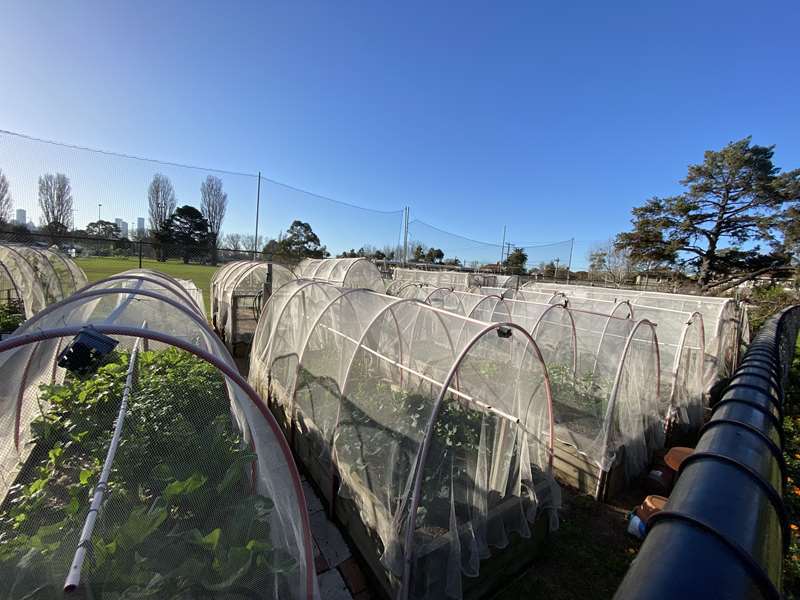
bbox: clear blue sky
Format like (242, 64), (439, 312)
(1, 1), (798, 267)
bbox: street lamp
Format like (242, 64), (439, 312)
(98, 203), (102, 222)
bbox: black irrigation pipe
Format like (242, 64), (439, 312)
(614, 305), (800, 600)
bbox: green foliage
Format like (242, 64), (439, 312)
(784, 340), (800, 599)
(408, 243), (447, 264)
(165, 205), (210, 264)
(547, 364), (609, 416)
(747, 286), (800, 333)
(0, 300), (24, 332)
(0, 348), (292, 598)
(330, 369), (512, 533)
(616, 137), (800, 291)
(86, 220), (121, 239)
(504, 247), (528, 274)
(264, 220), (328, 259)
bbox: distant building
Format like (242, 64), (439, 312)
(137, 217), (145, 236)
(15, 209), (26, 226)
(115, 218), (129, 238)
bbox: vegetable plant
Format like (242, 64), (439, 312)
(0, 347), (294, 599)
(0, 300), (24, 332)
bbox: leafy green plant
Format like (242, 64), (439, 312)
(0, 300), (24, 332)
(748, 286), (799, 334)
(547, 363), (609, 416)
(0, 347), (293, 599)
(784, 339), (800, 600)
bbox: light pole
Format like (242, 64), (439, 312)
(98, 204), (102, 222)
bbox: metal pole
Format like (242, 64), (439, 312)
(98, 203), (102, 222)
(402, 207), (410, 265)
(500, 225), (507, 267)
(138, 239), (143, 269)
(254, 171), (261, 260)
(64, 339), (140, 593)
(566, 237), (574, 284)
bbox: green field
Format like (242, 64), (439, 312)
(75, 257), (217, 318)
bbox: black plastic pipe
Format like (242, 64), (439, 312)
(614, 305), (800, 600)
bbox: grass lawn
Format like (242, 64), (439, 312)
(75, 256), (217, 318)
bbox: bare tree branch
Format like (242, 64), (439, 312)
(147, 173), (176, 233)
(0, 170), (12, 224)
(38, 173), (73, 233)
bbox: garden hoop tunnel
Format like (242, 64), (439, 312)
(0, 270), (317, 600)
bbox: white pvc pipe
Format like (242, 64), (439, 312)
(64, 338), (141, 593)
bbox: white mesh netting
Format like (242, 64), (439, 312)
(249, 281), (559, 599)
(391, 287), (668, 482)
(211, 261), (297, 348)
(295, 258), (385, 291)
(0, 243), (87, 319)
(0, 270), (317, 599)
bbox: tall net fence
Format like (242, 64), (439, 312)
(0, 129), (574, 276)
(407, 219), (573, 270)
(0, 130), (258, 243)
(259, 178), (405, 259)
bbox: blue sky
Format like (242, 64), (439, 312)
(1, 1), (798, 267)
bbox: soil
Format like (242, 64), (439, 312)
(491, 485), (644, 600)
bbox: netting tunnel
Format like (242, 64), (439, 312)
(0, 270), (317, 600)
(211, 260), (297, 350)
(522, 282), (741, 385)
(391, 268), (472, 291)
(0, 243), (87, 319)
(481, 297), (661, 494)
(295, 258), (385, 291)
(399, 288), (665, 497)
(250, 281), (558, 600)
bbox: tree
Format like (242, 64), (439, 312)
(38, 173), (73, 236)
(587, 241), (633, 286)
(277, 220), (327, 258)
(166, 205), (209, 263)
(616, 138), (800, 292)
(536, 261), (558, 277)
(412, 244), (426, 262)
(223, 232), (243, 251)
(425, 248), (445, 263)
(381, 244), (399, 261)
(588, 249), (607, 274)
(148, 173), (176, 260)
(503, 247), (528, 274)
(243, 234), (264, 254)
(200, 175), (227, 265)
(86, 220), (121, 239)
(0, 169), (11, 225)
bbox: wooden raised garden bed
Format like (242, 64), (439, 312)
(270, 377), (551, 599)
